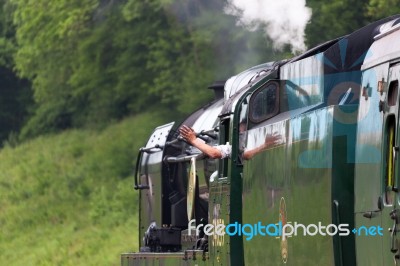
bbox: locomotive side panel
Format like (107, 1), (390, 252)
(242, 108), (334, 265)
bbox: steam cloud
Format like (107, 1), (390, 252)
(225, 0), (312, 53)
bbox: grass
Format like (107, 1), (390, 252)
(0, 111), (167, 265)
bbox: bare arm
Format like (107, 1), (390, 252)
(242, 133), (282, 160)
(242, 145), (262, 160)
(179, 125), (223, 159)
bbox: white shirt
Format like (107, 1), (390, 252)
(215, 143), (232, 159)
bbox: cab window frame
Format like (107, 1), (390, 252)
(249, 81), (280, 124)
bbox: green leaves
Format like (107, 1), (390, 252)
(366, 0), (400, 20)
(304, 0), (400, 48)
(305, 0), (368, 47)
(2, 0), (289, 139)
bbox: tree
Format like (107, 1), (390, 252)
(305, 0), (368, 48)
(365, 0), (400, 21)
(0, 0), (32, 145)
(10, 0), (286, 138)
(9, 0), (99, 137)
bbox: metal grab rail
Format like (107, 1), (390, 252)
(134, 150), (149, 190)
(164, 153), (204, 164)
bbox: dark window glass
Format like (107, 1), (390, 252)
(250, 82), (279, 123)
(388, 80), (398, 106)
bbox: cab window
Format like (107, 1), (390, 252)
(249, 82), (279, 123)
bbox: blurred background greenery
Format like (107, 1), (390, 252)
(0, 0), (398, 265)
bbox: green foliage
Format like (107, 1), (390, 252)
(0, 0), (16, 68)
(6, 0), (286, 137)
(0, 0), (33, 145)
(0, 0), (399, 140)
(10, 0), (99, 138)
(365, 0), (400, 20)
(305, 0), (400, 48)
(0, 112), (165, 265)
(305, 0), (368, 47)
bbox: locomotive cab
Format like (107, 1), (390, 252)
(133, 82), (224, 253)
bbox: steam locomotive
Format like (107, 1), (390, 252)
(121, 15), (400, 265)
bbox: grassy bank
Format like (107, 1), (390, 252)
(0, 112), (168, 265)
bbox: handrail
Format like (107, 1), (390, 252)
(164, 153), (204, 163)
(140, 144), (163, 154)
(134, 150), (149, 190)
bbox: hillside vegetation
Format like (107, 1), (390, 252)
(0, 112), (168, 265)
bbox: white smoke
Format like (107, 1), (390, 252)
(224, 0), (312, 53)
